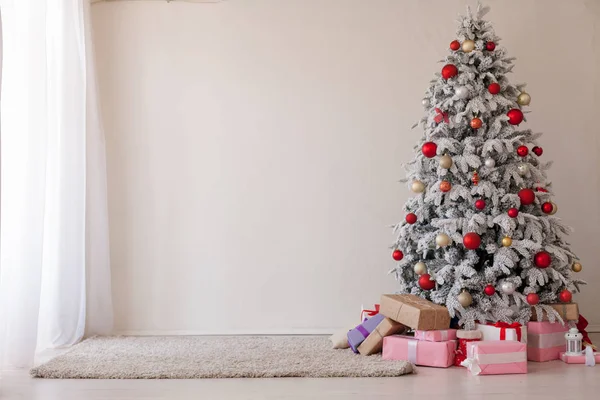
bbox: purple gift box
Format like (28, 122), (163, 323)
(347, 313), (385, 353)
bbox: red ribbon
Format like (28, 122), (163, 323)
(434, 108), (449, 124)
(361, 304), (380, 321)
(577, 314), (593, 347)
(491, 322), (522, 342)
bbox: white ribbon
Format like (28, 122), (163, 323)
(528, 332), (566, 349)
(585, 346), (596, 367)
(440, 331), (448, 341)
(407, 339), (418, 364)
(462, 352), (526, 376)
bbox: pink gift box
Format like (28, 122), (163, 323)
(560, 351), (600, 364)
(382, 335), (456, 368)
(414, 329), (457, 342)
(527, 321), (568, 362)
(463, 341), (527, 375)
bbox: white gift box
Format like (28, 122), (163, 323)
(475, 323), (527, 343)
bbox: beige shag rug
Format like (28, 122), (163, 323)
(30, 336), (413, 379)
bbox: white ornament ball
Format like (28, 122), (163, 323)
(458, 290), (473, 307)
(484, 158), (496, 168)
(501, 281), (516, 295)
(517, 163), (529, 176)
(414, 262), (427, 275)
(455, 86), (469, 99)
(422, 99), (430, 108)
(439, 154), (453, 169)
(435, 233), (451, 247)
(411, 180), (425, 193)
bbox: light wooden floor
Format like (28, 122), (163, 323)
(2, 335), (600, 400)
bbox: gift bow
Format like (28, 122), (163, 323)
(460, 358), (481, 375)
(434, 108), (449, 124)
(360, 304), (380, 321)
(491, 322), (522, 342)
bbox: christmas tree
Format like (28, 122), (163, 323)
(392, 3), (584, 329)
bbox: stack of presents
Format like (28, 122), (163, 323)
(331, 294), (597, 375)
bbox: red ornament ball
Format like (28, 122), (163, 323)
(475, 199), (486, 210)
(486, 41), (496, 51)
(470, 118), (483, 129)
(463, 232), (481, 250)
(440, 180), (452, 193)
(534, 251), (552, 268)
(517, 145), (529, 157)
(441, 64), (458, 80)
(518, 188), (536, 205)
(422, 141), (438, 158)
(532, 146), (543, 156)
(507, 208), (519, 218)
(488, 82), (501, 94)
(541, 202), (554, 214)
(527, 293), (540, 305)
(406, 213), (417, 224)
(450, 40), (461, 51)
(559, 289), (572, 303)
(418, 274), (436, 291)
(392, 249), (404, 261)
(536, 186), (549, 193)
(484, 284), (496, 296)
(507, 109), (524, 125)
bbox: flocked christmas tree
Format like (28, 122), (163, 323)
(391, 3), (584, 329)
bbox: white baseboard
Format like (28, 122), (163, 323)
(115, 328), (338, 336)
(586, 324), (600, 333)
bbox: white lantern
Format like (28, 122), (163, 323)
(565, 327), (583, 356)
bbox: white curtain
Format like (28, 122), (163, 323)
(0, 0), (113, 368)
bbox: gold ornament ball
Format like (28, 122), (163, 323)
(411, 180), (425, 193)
(462, 39), (476, 53)
(517, 92), (531, 106)
(436, 233), (451, 247)
(439, 154), (453, 169)
(572, 262), (583, 273)
(502, 236), (513, 247)
(414, 262), (427, 275)
(458, 290), (473, 307)
(549, 202), (558, 215)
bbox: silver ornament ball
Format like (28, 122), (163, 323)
(414, 262), (427, 275)
(439, 154), (453, 169)
(517, 163), (529, 176)
(484, 158), (496, 168)
(501, 281), (516, 295)
(435, 233), (451, 247)
(422, 99), (431, 108)
(455, 86), (470, 99)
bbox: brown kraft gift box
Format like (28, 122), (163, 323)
(357, 317), (406, 356)
(530, 303), (579, 321)
(380, 294), (450, 331)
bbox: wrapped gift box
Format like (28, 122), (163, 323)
(358, 317), (406, 355)
(463, 341), (527, 375)
(382, 335), (456, 368)
(527, 321), (568, 362)
(415, 329), (457, 342)
(347, 313), (384, 353)
(380, 294), (450, 331)
(530, 303), (579, 322)
(560, 351), (600, 364)
(475, 323), (527, 343)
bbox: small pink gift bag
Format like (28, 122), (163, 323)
(382, 335), (456, 368)
(462, 341), (527, 375)
(414, 329), (457, 342)
(527, 321), (568, 362)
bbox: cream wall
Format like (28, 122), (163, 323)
(91, 0), (600, 333)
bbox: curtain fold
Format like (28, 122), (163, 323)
(0, 0), (113, 368)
